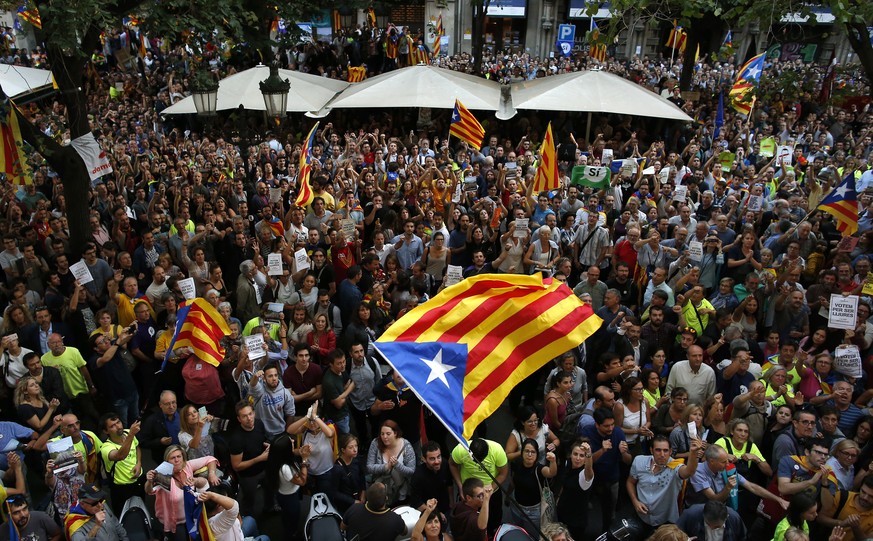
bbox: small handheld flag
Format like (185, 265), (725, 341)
(294, 122), (320, 208)
(449, 99), (485, 151)
(817, 173), (858, 237)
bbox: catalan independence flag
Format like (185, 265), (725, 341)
(294, 122), (319, 208)
(589, 20), (607, 63)
(162, 298), (231, 370)
(0, 100), (32, 185)
(449, 99), (485, 151)
(375, 274), (601, 444)
(730, 53), (765, 114)
(817, 173), (858, 236)
(63, 506), (92, 541)
(16, 4), (41, 29)
(268, 216), (285, 237)
(532, 122), (558, 193)
(665, 21), (686, 53)
(184, 489), (216, 541)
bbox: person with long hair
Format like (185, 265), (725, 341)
(730, 295), (760, 343)
(555, 439), (594, 541)
(145, 445), (219, 541)
(544, 371), (573, 431)
(14, 375), (60, 433)
(615, 377), (654, 454)
(366, 419), (416, 506)
(505, 405), (559, 463)
(178, 404), (217, 461)
(342, 303), (378, 357)
(640, 368), (668, 410)
(760, 405), (794, 462)
(702, 395), (727, 444)
(772, 492), (817, 541)
(509, 438), (558, 532)
(287, 305), (314, 346)
(306, 313), (337, 368)
(851, 415), (873, 449)
(798, 328), (830, 357)
(264, 434), (308, 539)
(411, 498), (453, 541)
(328, 434), (366, 514)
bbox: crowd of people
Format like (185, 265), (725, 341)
(0, 16), (872, 541)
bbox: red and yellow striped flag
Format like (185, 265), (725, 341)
(347, 66), (366, 82)
(0, 102), (32, 185)
(432, 15), (443, 61)
(367, 7), (377, 28)
(162, 298), (231, 370)
(294, 122), (319, 208)
(590, 44), (607, 63)
(376, 274), (601, 441)
(449, 99), (485, 151)
(665, 22), (686, 52)
(533, 122), (559, 193)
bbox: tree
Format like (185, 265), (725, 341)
(0, 0), (334, 256)
(724, 0), (873, 98)
(470, 0), (492, 75)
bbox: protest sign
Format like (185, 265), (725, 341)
(178, 277), (196, 300)
(267, 253), (283, 276)
(833, 345), (863, 378)
(687, 241), (704, 262)
(446, 265), (464, 287)
(70, 261), (94, 285)
(828, 294), (858, 330)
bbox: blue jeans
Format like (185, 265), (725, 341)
(242, 516), (270, 541)
(333, 416), (350, 435)
(113, 390), (140, 426)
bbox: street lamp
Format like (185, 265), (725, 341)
(259, 62), (291, 118)
(190, 68), (219, 117)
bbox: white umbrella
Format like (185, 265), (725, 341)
(161, 64), (349, 115)
(0, 64), (54, 99)
(509, 70), (693, 122)
(319, 65), (503, 114)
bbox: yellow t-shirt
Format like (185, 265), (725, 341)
(41, 348), (88, 398)
(100, 434), (140, 485)
(451, 440), (507, 484)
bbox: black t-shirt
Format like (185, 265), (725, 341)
(343, 503), (406, 541)
(89, 352), (137, 402)
(510, 460), (543, 506)
(373, 379), (423, 443)
(228, 420), (269, 477)
(409, 462), (452, 514)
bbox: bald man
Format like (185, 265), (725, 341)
(40, 333), (99, 430)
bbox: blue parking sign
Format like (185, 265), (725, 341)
(558, 24), (575, 42)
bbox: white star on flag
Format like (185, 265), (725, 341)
(834, 185), (848, 198)
(420, 349), (456, 388)
(745, 65), (761, 79)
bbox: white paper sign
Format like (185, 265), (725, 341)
(828, 294), (858, 330)
(70, 261), (94, 285)
(833, 345), (863, 378)
(601, 148), (614, 164)
(244, 334), (267, 359)
(747, 194), (763, 212)
(673, 185), (688, 202)
(341, 219), (356, 239)
(446, 265), (464, 287)
(269, 188), (282, 203)
(267, 253), (284, 276)
(267, 303), (285, 313)
(452, 181), (462, 203)
(178, 277), (196, 300)
(514, 218), (529, 238)
(155, 461), (175, 475)
(777, 145), (793, 167)
(659, 167), (672, 182)
(687, 241), (704, 262)
(294, 249), (310, 271)
(687, 422), (699, 440)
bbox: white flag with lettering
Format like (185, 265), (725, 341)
(70, 133), (113, 181)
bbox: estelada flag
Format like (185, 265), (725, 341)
(162, 298), (231, 370)
(294, 122), (319, 208)
(817, 172), (859, 236)
(532, 122), (559, 193)
(449, 99), (485, 151)
(375, 274), (601, 444)
(347, 66), (366, 82)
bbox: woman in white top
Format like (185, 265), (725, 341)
(265, 435), (309, 536)
(497, 222), (528, 274)
(614, 377), (653, 448)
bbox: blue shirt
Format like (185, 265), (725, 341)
(391, 234), (424, 270)
(579, 423), (627, 483)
